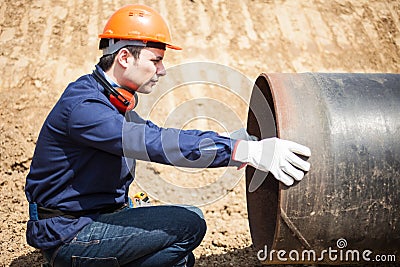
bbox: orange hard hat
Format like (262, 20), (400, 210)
(99, 4), (181, 51)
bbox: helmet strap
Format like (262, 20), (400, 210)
(145, 41), (166, 50)
(102, 39), (146, 55)
(102, 39), (167, 55)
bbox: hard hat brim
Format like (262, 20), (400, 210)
(166, 43), (182, 50)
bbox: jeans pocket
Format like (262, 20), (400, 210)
(71, 256), (120, 267)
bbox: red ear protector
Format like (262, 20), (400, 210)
(92, 70), (138, 113)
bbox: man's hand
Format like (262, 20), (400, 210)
(232, 137), (311, 188)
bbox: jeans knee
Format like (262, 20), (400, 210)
(180, 205), (204, 220)
(183, 206), (207, 245)
(195, 212), (207, 239)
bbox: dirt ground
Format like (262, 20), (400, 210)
(1, 0), (399, 266)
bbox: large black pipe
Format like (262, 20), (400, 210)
(246, 73), (400, 264)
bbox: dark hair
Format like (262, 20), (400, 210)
(97, 39), (143, 71)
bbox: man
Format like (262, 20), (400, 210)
(25, 4), (311, 267)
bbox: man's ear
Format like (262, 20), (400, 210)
(116, 48), (131, 68)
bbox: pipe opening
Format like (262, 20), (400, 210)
(246, 74), (279, 250)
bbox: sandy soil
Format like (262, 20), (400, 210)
(1, 0), (399, 266)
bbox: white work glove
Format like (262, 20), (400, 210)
(232, 137), (311, 187)
(220, 128), (259, 141)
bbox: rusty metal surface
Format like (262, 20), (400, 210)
(246, 73), (400, 264)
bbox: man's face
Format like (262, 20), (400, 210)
(124, 47), (166, 94)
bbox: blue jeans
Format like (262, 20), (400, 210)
(42, 205), (206, 267)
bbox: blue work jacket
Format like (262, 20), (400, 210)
(25, 65), (240, 249)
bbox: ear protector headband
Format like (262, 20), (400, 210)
(92, 70), (138, 113)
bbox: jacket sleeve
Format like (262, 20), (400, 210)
(67, 98), (125, 156)
(123, 111), (241, 168)
(68, 101), (241, 168)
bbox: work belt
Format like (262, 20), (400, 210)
(29, 203), (127, 221)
